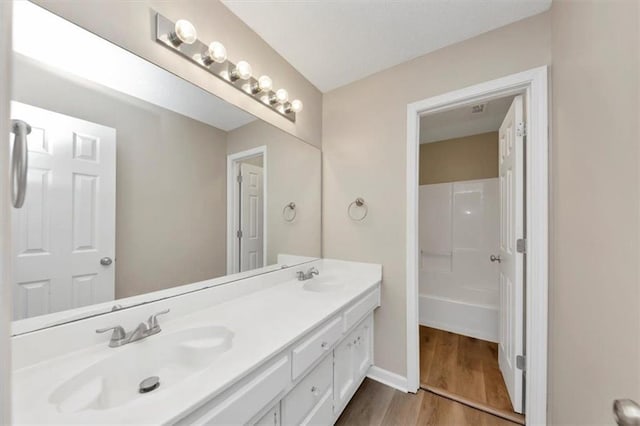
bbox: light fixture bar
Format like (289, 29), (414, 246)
(155, 12), (297, 122)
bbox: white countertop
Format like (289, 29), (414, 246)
(12, 259), (381, 424)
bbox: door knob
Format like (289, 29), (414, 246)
(614, 399), (640, 425)
(100, 257), (113, 266)
(490, 254), (502, 263)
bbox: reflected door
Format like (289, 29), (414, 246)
(498, 95), (525, 413)
(239, 163), (264, 271)
(11, 101), (116, 320)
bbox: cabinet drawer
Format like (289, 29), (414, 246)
(283, 355), (332, 425)
(178, 355), (290, 425)
(300, 389), (333, 426)
(343, 288), (379, 331)
(292, 316), (342, 379)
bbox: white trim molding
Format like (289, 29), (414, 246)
(406, 66), (549, 425)
(367, 365), (408, 393)
(0, 1), (12, 422)
(226, 146), (268, 275)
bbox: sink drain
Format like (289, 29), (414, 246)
(139, 376), (160, 394)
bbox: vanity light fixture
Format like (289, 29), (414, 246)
(202, 41), (227, 65)
(169, 19), (197, 46)
(155, 12), (302, 122)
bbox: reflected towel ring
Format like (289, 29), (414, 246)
(283, 202), (297, 222)
(348, 197), (368, 221)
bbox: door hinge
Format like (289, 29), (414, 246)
(517, 122), (526, 137)
(237, 174), (243, 183)
(517, 238), (527, 254)
(516, 354), (526, 371)
(236, 230), (243, 239)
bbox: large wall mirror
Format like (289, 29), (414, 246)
(10, 2), (321, 334)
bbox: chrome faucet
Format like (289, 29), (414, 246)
(96, 309), (170, 348)
(297, 267), (319, 281)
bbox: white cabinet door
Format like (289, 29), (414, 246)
(333, 315), (374, 414)
(254, 403), (280, 426)
(333, 331), (356, 412)
(353, 316), (373, 378)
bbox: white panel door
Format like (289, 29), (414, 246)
(11, 101), (116, 320)
(239, 162), (264, 272)
(498, 95), (525, 413)
(354, 317), (373, 378)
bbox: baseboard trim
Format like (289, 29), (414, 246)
(367, 366), (408, 393)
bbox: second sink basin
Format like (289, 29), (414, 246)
(303, 275), (346, 292)
(49, 325), (233, 413)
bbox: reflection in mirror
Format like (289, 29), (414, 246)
(10, 2), (321, 330)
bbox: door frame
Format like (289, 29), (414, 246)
(226, 146), (267, 274)
(0, 0), (11, 422)
(406, 66), (549, 424)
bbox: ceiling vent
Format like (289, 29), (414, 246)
(471, 103), (486, 114)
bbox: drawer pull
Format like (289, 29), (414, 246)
(320, 341), (329, 349)
(311, 386), (319, 395)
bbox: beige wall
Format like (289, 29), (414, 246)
(550, 0), (640, 423)
(13, 58), (229, 299)
(324, 2), (640, 423)
(227, 120), (322, 264)
(31, 0), (323, 148)
(419, 132), (498, 185)
(323, 11), (551, 380)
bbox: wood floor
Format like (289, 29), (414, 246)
(336, 378), (520, 426)
(419, 326), (524, 424)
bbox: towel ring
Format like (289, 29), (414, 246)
(283, 202), (296, 222)
(348, 197), (368, 221)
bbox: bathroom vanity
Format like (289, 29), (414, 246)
(11, 259), (381, 424)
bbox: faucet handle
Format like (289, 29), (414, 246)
(147, 309), (170, 329)
(96, 325), (126, 341)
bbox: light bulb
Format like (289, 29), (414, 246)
(275, 89), (289, 103)
(203, 41), (227, 64)
(258, 75), (273, 92)
(251, 75), (273, 94)
(231, 60), (252, 81)
(171, 19), (197, 46)
(290, 99), (303, 113)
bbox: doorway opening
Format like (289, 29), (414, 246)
(227, 146), (267, 274)
(417, 94), (524, 424)
(406, 67), (549, 425)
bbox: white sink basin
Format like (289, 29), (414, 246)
(303, 275), (346, 292)
(49, 326), (233, 413)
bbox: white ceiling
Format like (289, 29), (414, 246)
(420, 95), (514, 143)
(222, 0), (552, 92)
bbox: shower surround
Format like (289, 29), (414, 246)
(419, 177), (499, 342)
